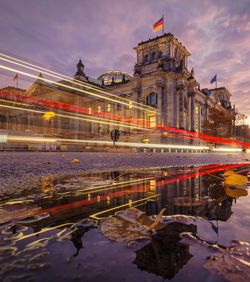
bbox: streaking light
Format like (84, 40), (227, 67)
(4, 133), (212, 150)
(0, 56), (156, 114)
(0, 134), (7, 143)
(8, 136), (56, 143)
(212, 148), (243, 152)
(0, 102), (148, 130)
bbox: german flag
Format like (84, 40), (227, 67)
(152, 16), (164, 32)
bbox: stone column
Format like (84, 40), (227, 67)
(132, 86), (141, 126)
(178, 91), (184, 129)
(173, 83), (178, 128)
(161, 79), (167, 126)
(167, 79), (174, 127)
(195, 103), (201, 133)
(205, 103), (209, 120)
(176, 80), (185, 129)
(189, 92), (196, 131)
(198, 103), (201, 133)
(156, 80), (163, 125)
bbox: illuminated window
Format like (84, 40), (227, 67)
(149, 115), (156, 128)
(146, 93), (157, 107)
(150, 180), (156, 191)
(107, 104), (111, 112)
(128, 101), (133, 109)
(88, 107), (92, 115)
(97, 105), (101, 113)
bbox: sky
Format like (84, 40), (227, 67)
(0, 0), (249, 124)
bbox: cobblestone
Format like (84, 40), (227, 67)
(0, 152), (249, 197)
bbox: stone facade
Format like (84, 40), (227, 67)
(105, 33), (235, 135)
(0, 33), (236, 147)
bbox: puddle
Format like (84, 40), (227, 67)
(0, 163), (250, 281)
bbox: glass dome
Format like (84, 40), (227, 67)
(98, 70), (132, 86)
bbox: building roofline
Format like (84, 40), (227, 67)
(209, 87), (227, 91)
(137, 33), (173, 46)
(136, 33), (191, 56)
(1, 86), (26, 92)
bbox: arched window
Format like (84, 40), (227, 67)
(146, 93), (157, 107)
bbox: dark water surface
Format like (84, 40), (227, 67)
(0, 163), (250, 282)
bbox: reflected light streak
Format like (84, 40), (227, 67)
(14, 163), (248, 241)
(77, 177), (154, 195)
(90, 194), (159, 220)
(16, 222), (74, 241)
(90, 163), (248, 219)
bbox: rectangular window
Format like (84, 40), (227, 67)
(107, 104), (111, 112)
(97, 105), (101, 113)
(148, 115), (156, 128)
(116, 103), (122, 111)
(88, 107), (92, 115)
(128, 101), (133, 109)
(149, 180), (156, 191)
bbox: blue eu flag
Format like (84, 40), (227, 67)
(210, 74), (217, 84)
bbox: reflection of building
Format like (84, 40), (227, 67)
(0, 33), (236, 148)
(134, 222), (196, 279)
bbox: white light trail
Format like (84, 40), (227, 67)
(0, 97), (148, 129)
(4, 133), (212, 150)
(0, 102), (149, 130)
(0, 54), (157, 113)
(58, 138), (210, 150)
(212, 148), (244, 152)
(0, 134), (7, 143)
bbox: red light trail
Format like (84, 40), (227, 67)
(39, 163), (248, 216)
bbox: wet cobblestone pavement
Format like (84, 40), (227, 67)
(0, 153), (250, 282)
(0, 152), (249, 197)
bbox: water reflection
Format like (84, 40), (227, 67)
(134, 222), (196, 279)
(0, 163), (249, 281)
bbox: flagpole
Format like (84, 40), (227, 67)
(216, 73), (217, 89)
